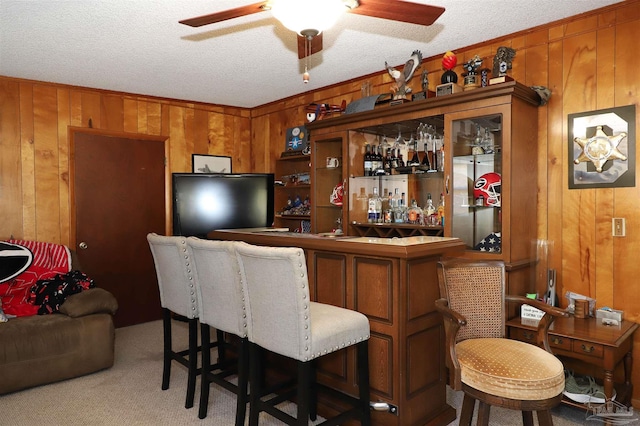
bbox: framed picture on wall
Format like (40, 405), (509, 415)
(568, 105), (635, 189)
(192, 154), (232, 174)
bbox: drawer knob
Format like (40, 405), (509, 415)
(551, 336), (563, 345)
(581, 344), (595, 353)
(523, 331), (534, 341)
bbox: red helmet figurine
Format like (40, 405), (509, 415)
(473, 172), (501, 207)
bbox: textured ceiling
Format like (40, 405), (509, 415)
(0, 0), (623, 108)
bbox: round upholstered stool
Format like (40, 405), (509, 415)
(457, 338), (565, 400)
(456, 337), (565, 426)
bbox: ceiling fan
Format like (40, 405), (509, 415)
(179, 0), (446, 60)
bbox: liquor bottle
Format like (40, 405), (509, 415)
(384, 192), (394, 223)
(367, 187), (382, 223)
(384, 148), (392, 174)
(424, 193), (437, 226)
(394, 192), (407, 223)
(421, 142), (431, 169)
(374, 145), (384, 174)
(364, 144), (372, 176)
(437, 193), (445, 226)
(390, 149), (399, 170)
(407, 199), (423, 224)
(408, 137), (421, 166)
(397, 151), (405, 168)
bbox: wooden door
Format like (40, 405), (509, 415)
(71, 129), (168, 328)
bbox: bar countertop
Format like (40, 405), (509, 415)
(208, 228), (465, 259)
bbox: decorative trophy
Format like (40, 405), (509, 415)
(412, 69), (430, 101)
(490, 46), (516, 84)
(436, 51), (462, 96)
(385, 50), (422, 102)
(462, 55), (483, 91)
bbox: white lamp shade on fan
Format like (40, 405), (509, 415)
(270, 0), (347, 36)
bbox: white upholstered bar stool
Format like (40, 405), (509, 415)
(146, 233), (223, 410)
(186, 237), (250, 425)
(235, 242), (371, 426)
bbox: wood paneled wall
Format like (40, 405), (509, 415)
(0, 81), (251, 244)
(1, 0), (640, 404)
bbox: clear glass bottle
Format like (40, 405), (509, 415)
(424, 193), (437, 226)
(407, 199), (423, 225)
(367, 187), (382, 223)
(384, 192), (394, 223)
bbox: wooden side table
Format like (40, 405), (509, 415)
(507, 316), (638, 407)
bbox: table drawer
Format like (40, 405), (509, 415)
(511, 328), (537, 344)
(573, 340), (604, 358)
(549, 334), (572, 351)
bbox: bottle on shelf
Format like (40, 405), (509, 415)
(421, 142), (431, 169)
(408, 136), (421, 166)
(374, 145), (384, 175)
(367, 186), (382, 223)
(437, 193), (445, 226)
(407, 199), (423, 225)
(384, 148), (392, 174)
(384, 191), (394, 223)
(397, 151), (405, 168)
(424, 193), (437, 226)
(364, 144), (372, 176)
(394, 192), (407, 223)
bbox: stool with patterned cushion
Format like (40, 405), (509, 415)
(435, 259), (569, 426)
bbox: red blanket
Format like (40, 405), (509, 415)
(0, 240), (71, 317)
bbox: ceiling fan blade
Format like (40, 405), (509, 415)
(349, 0), (445, 26)
(297, 34), (323, 59)
(179, 2), (270, 27)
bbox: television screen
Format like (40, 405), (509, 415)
(172, 173), (275, 237)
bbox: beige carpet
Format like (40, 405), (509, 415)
(1, 319), (631, 425)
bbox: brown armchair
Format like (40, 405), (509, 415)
(435, 258), (570, 426)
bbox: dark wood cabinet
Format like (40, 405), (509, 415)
(306, 81), (543, 300)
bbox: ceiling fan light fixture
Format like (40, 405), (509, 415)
(270, 0), (347, 35)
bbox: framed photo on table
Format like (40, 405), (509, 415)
(192, 154), (232, 174)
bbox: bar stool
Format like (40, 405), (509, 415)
(235, 242), (371, 426)
(186, 237), (250, 425)
(146, 233), (223, 409)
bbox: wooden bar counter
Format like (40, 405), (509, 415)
(209, 229), (465, 426)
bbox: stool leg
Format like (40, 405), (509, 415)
(522, 411), (534, 426)
(216, 329), (226, 365)
(235, 338), (250, 426)
(185, 318), (198, 409)
(476, 400), (491, 426)
(161, 308), (172, 391)
(357, 340), (371, 425)
(459, 394), (475, 426)
(309, 359), (317, 422)
(297, 361), (311, 426)
(536, 410), (553, 426)
(249, 343), (262, 426)
(198, 324), (211, 419)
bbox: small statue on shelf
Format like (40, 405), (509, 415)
(385, 50), (422, 100)
(440, 51), (458, 84)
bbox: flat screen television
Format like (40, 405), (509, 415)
(172, 173), (275, 237)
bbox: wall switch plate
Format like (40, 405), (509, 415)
(612, 218), (626, 237)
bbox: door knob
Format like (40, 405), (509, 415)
(78, 242), (88, 250)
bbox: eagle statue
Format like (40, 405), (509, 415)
(385, 50), (422, 100)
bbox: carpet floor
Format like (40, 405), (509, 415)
(2, 319), (636, 425)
